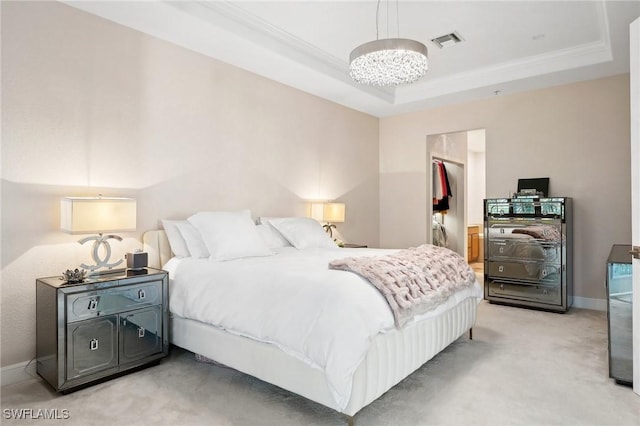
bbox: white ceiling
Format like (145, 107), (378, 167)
(64, 1), (640, 117)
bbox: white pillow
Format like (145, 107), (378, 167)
(176, 222), (210, 258)
(162, 219), (191, 258)
(188, 210), (274, 261)
(257, 216), (281, 225)
(256, 223), (292, 248)
(267, 217), (337, 250)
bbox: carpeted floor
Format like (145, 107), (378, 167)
(2, 301), (639, 425)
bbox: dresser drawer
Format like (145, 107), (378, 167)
(66, 280), (163, 323)
(488, 280), (561, 305)
(487, 260), (561, 285)
(487, 221), (562, 240)
(487, 239), (559, 262)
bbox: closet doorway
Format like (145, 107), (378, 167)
(427, 129), (486, 272)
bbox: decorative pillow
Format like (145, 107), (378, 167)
(188, 210), (274, 261)
(255, 223), (292, 248)
(267, 217), (337, 250)
(162, 220), (191, 258)
(176, 221), (210, 258)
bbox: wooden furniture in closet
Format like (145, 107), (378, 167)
(467, 226), (480, 262)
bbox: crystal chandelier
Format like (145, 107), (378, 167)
(349, 1), (428, 86)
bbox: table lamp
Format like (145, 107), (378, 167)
(60, 196), (136, 273)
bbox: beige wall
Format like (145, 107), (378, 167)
(380, 74), (631, 306)
(1, 2), (379, 367)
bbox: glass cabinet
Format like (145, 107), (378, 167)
(606, 245), (633, 385)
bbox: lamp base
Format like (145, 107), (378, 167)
(78, 233), (125, 272)
(322, 223), (336, 238)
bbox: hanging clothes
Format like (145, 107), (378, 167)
(433, 161), (444, 200)
(432, 216), (448, 247)
(433, 160), (452, 212)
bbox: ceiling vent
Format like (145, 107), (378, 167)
(431, 32), (464, 49)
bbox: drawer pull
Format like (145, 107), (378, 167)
(88, 299), (98, 311)
(138, 289), (146, 300)
(90, 339), (99, 351)
(500, 228), (505, 234)
(138, 327), (145, 338)
(498, 265), (504, 273)
(500, 284), (505, 290)
(541, 269), (547, 277)
(499, 247), (504, 254)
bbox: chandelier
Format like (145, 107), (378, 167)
(349, 1), (428, 86)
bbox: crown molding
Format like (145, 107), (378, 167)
(62, 0), (628, 117)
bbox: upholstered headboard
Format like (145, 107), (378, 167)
(143, 230), (172, 269)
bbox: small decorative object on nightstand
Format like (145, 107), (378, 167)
(343, 243), (368, 248)
(62, 268), (87, 284)
(126, 250), (148, 270)
(36, 268), (169, 392)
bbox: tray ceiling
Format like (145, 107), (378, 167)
(64, 1), (640, 117)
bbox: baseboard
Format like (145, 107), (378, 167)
(1, 359), (39, 387)
(572, 296), (607, 311)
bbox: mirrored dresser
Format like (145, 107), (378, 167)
(606, 245), (633, 386)
(484, 197), (573, 312)
(36, 268), (169, 392)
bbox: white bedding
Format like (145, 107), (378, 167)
(165, 247), (483, 410)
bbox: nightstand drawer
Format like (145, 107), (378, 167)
(66, 280), (163, 323)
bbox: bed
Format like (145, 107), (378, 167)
(143, 212), (483, 422)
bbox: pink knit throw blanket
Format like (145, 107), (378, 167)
(329, 244), (476, 327)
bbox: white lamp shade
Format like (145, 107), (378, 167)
(308, 202), (325, 222)
(60, 197), (136, 234)
(323, 203), (345, 223)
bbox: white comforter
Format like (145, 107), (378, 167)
(166, 247), (482, 410)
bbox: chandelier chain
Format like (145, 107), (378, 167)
(376, 0), (401, 39)
(376, 0), (380, 40)
(396, 0), (400, 38)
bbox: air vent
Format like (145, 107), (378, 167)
(431, 32), (464, 49)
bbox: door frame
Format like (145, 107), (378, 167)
(630, 17), (639, 395)
(428, 155), (466, 257)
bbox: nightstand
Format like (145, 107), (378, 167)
(343, 243), (368, 248)
(36, 268), (169, 392)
